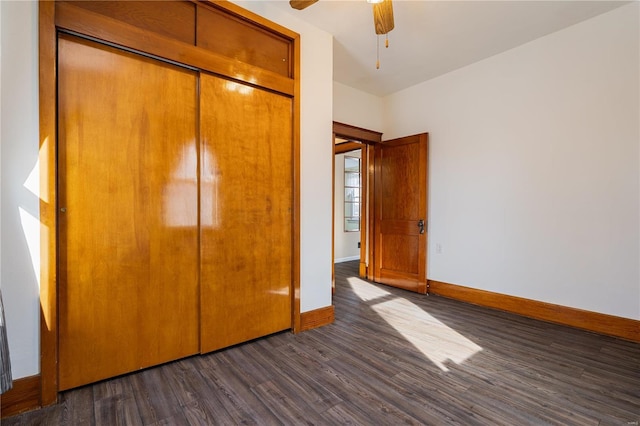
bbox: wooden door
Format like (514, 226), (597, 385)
(58, 35), (199, 390)
(373, 134), (429, 293)
(200, 74), (293, 353)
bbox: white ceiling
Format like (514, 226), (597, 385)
(266, 0), (629, 96)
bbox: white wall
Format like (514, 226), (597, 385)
(384, 3), (639, 320)
(1, 0), (41, 379)
(334, 82), (384, 133)
(335, 151), (362, 262)
(234, 1), (334, 313)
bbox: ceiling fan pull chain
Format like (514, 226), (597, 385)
(386, 34), (389, 48)
(376, 35), (380, 69)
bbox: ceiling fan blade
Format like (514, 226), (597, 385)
(372, 0), (394, 35)
(289, 0), (319, 10)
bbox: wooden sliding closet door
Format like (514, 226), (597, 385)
(200, 74), (292, 353)
(58, 35), (199, 390)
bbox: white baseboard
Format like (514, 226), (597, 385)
(335, 256), (360, 263)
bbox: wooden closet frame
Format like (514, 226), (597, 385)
(38, 0), (301, 406)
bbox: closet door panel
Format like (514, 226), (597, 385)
(58, 35), (199, 390)
(200, 74), (292, 353)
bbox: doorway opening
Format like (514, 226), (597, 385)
(332, 122), (382, 292)
(332, 122), (430, 297)
(334, 140), (364, 269)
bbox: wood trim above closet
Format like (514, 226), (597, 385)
(62, 0), (198, 44)
(55, 2), (295, 96)
(202, 0), (299, 41)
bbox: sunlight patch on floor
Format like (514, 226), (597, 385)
(347, 276), (391, 302)
(348, 276), (482, 372)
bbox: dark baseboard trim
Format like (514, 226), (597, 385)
(299, 305), (335, 332)
(1, 374), (41, 418)
(428, 280), (640, 343)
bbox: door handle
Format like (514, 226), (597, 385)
(418, 219), (425, 234)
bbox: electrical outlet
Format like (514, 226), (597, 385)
(435, 243), (443, 254)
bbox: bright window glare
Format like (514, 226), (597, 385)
(348, 277), (482, 372)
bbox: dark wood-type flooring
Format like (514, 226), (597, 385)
(4, 261), (640, 425)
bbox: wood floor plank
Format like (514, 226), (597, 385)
(325, 355), (457, 424)
(157, 360), (200, 407)
(251, 380), (326, 425)
(160, 357), (233, 423)
(94, 395), (143, 426)
(194, 354), (281, 425)
(4, 260), (640, 425)
(176, 399), (217, 426)
(321, 402), (378, 425)
(92, 375), (131, 403)
(60, 385), (95, 425)
(251, 342), (344, 413)
(129, 368), (183, 424)
(224, 343), (277, 385)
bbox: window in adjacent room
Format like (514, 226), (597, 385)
(344, 156), (361, 232)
